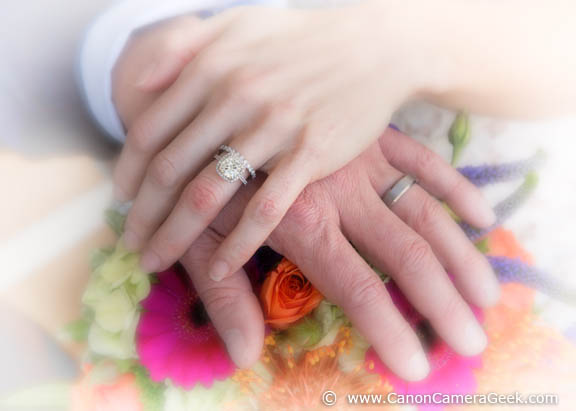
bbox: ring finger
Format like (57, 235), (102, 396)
(344, 180), (487, 356)
(139, 117), (295, 272)
(122, 88), (260, 251)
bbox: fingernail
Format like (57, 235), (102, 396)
(209, 260), (229, 282)
(405, 351), (430, 381)
(461, 320), (487, 356)
(481, 269), (502, 306)
(473, 258), (501, 307)
(486, 281), (501, 305)
(473, 191), (496, 227)
(135, 63), (158, 88)
(121, 231), (139, 251)
(221, 328), (250, 368)
(140, 251), (160, 273)
(478, 205), (497, 228)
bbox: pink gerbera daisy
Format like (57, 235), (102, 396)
(136, 266), (235, 388)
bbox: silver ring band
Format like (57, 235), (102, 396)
(214, 145), (256, 185)
(383, 175), (416, 207)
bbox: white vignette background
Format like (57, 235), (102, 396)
(0, 0), (575, 407)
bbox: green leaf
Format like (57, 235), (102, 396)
(91, 246), (115, 271)
(475, 238), (490, 254)
(282, 316), (323, 348)
(61, 317), (91, 342)
(133, 366), (166, 411)
(523, 171), (539, 189)
(105, 209), (127, 236)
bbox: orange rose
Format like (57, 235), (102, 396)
(260, 258), (323, 329)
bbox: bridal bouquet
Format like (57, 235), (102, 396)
(65, 117), (576, 411)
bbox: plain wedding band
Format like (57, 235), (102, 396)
(383, 175), (416, 207)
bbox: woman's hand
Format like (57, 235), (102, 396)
(114, 4), (434, 280)
(112, 15), (500, 381)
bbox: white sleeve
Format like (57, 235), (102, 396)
(77, 0), (287, 143)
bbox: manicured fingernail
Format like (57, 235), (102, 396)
(405, 351), (430, 381)
(221, 329), (250, 368)
(121, 231), (139, 251)
(462, 320), (487, 356)
(209, 260), (229, 282)
(135, 63), (158, 88)
(140, 251), (160, 273)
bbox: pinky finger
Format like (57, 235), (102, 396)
(208, 156), (310, 281)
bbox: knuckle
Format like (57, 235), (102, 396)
(415, 147), (438, 175)
(343, 275), (386, 313)
(183, 175), (222, 213)
(249, 194), (282, 226)
(445, 175), (469, 201)
(127, 117), (157, 153)
(399, 238), (433, 276)
(200, 286), (236, 314)
(148, 152), (179, 188)
(411, 197), (444, 233)
(284, 190), (323, 232)
(200, 285), (252, 319)
(124, 211), (147, 237)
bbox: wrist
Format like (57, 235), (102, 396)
(356, 0), (460, 102)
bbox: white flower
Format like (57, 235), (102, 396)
(82, 242), (151, 359)
(163, 380), (247, 411)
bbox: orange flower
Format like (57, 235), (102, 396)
(71, 365), (143, 411)
(485, 227), (533, 264)
(260, 258), (323, 329)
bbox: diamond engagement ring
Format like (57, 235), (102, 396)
(214, 145), (256, 185)
(383, 175), (416, 207)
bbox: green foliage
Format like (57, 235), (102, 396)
(105, 209), (127, 236)
(449, 112), (471, 165)
(133, 366), (166, 411)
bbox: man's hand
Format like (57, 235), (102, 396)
(112, 17), (499, 381)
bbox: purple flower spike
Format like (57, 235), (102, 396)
(461, 173), (538, 241)
(488, 255), (576, 306)
(458, 152), (544, 188)
(388, 123), (401, 132)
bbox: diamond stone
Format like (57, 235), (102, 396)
(216, 153), (246, 183)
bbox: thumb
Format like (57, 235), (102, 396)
(181, 230), (265, 369)
(134, 15), (228, 91)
